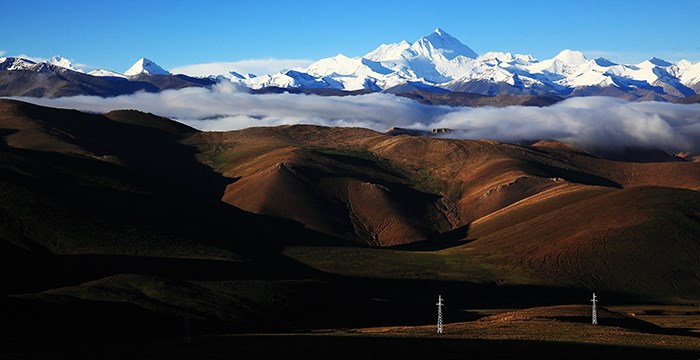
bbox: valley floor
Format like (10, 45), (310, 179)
(5, 304), (699, 360)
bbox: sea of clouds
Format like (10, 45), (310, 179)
(12, 82), (700, 152)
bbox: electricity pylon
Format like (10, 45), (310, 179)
(591, 293), (598, 325)
(436, 295), (444, 334)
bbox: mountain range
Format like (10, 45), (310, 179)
(2, 28), (700, 102)
(235, 28), (700, 100)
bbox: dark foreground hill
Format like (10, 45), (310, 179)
(0, 99), (699, 358)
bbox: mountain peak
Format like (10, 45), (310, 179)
(47, 55), (75, 70)
(593, 57), (617, 67)
(648, 57), (672, 67)
(415, 27), (477, 59)
(124, 57), (170, 76)
(553, 49), (588, 66)
(0, 57), (37, 71)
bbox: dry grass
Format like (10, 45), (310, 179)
(355, 305), (700, 351)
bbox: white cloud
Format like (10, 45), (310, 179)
(10, 87), (700, 153)
(434, 97), (700, 151)
(170, 58), (315, 77)
(0, 50), (6, 57)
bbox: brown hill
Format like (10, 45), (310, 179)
(456, 186), (700, 301)
(0, 99), (339, 291)
(187, 123), (700, 301)
(1, 100), (700, 354)
(191, 125), (700, 246)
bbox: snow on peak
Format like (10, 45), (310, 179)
(593, 57), (616, 67)
(678, 60), (700, 85)
(0, 57), (37, 71)
(478, 52), (536, 65)
(46, 55), (75, 70)
(89, 69), (127, 78)
(415, 28), (478, 59)
(124, 57), (170, 76)
(364, 41), (412, 61)
(363, 28), (477, 63)
(553, 49), (588, 66)
(306, 53), (363, 76)
(647, 57), (672, 67)
(229, 71), (256, 80)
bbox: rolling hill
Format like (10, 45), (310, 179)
(0, 99), (699, 357)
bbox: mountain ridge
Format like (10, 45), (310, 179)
(2, 29), (700, 101)
(228, 29), (700, 100)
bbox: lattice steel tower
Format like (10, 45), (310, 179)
(436, 295), (444, 333)
(591, 293), (598, 325)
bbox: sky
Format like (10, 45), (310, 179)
(3, 0), (700, 74)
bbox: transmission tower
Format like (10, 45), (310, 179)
(436, 295), (444, 334)
(591, 293), (598, 325)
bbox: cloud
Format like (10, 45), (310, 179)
(10, 86), (700, 153)
(0, 50), (6, 57)
(170, 58), (315, 77)
(433, 97), (700, 151)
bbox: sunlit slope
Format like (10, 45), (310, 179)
(457, 186), (700, 301)
(193, 125), (700, 247)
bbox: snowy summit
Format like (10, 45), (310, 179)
(47, 55), (77, 70)
(219, 28), (700, 99)
(124, 58), (170, 76)
(3, 27), (700, 100)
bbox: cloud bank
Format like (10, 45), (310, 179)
(170, 58), (315, 77)
(11, 84), (700, 153)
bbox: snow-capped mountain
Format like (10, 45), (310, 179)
(46, 55), (79, 71)
(82, 58), (169, 78)
(124, 58), (170, 76)
(0, 55), (81, 72)
(0, 55), (215, 98)
(0, 57), (38, 71)
(84, 57), (170, 78)
(0, 56), (78, 74)
(210, 28), (700, 100)
(2, 28), (700, 101)
(88, 69), (128, 78)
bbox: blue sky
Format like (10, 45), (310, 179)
(3, 0), (700, 73)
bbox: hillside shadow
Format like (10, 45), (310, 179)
(391, 224), (472, 251)
(529, 161), (622, 188)
(1, 101), (349, 261)
(5, 320), (700, 360)
(0, 128), (17, 147)
(17, 101), (232, 201)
